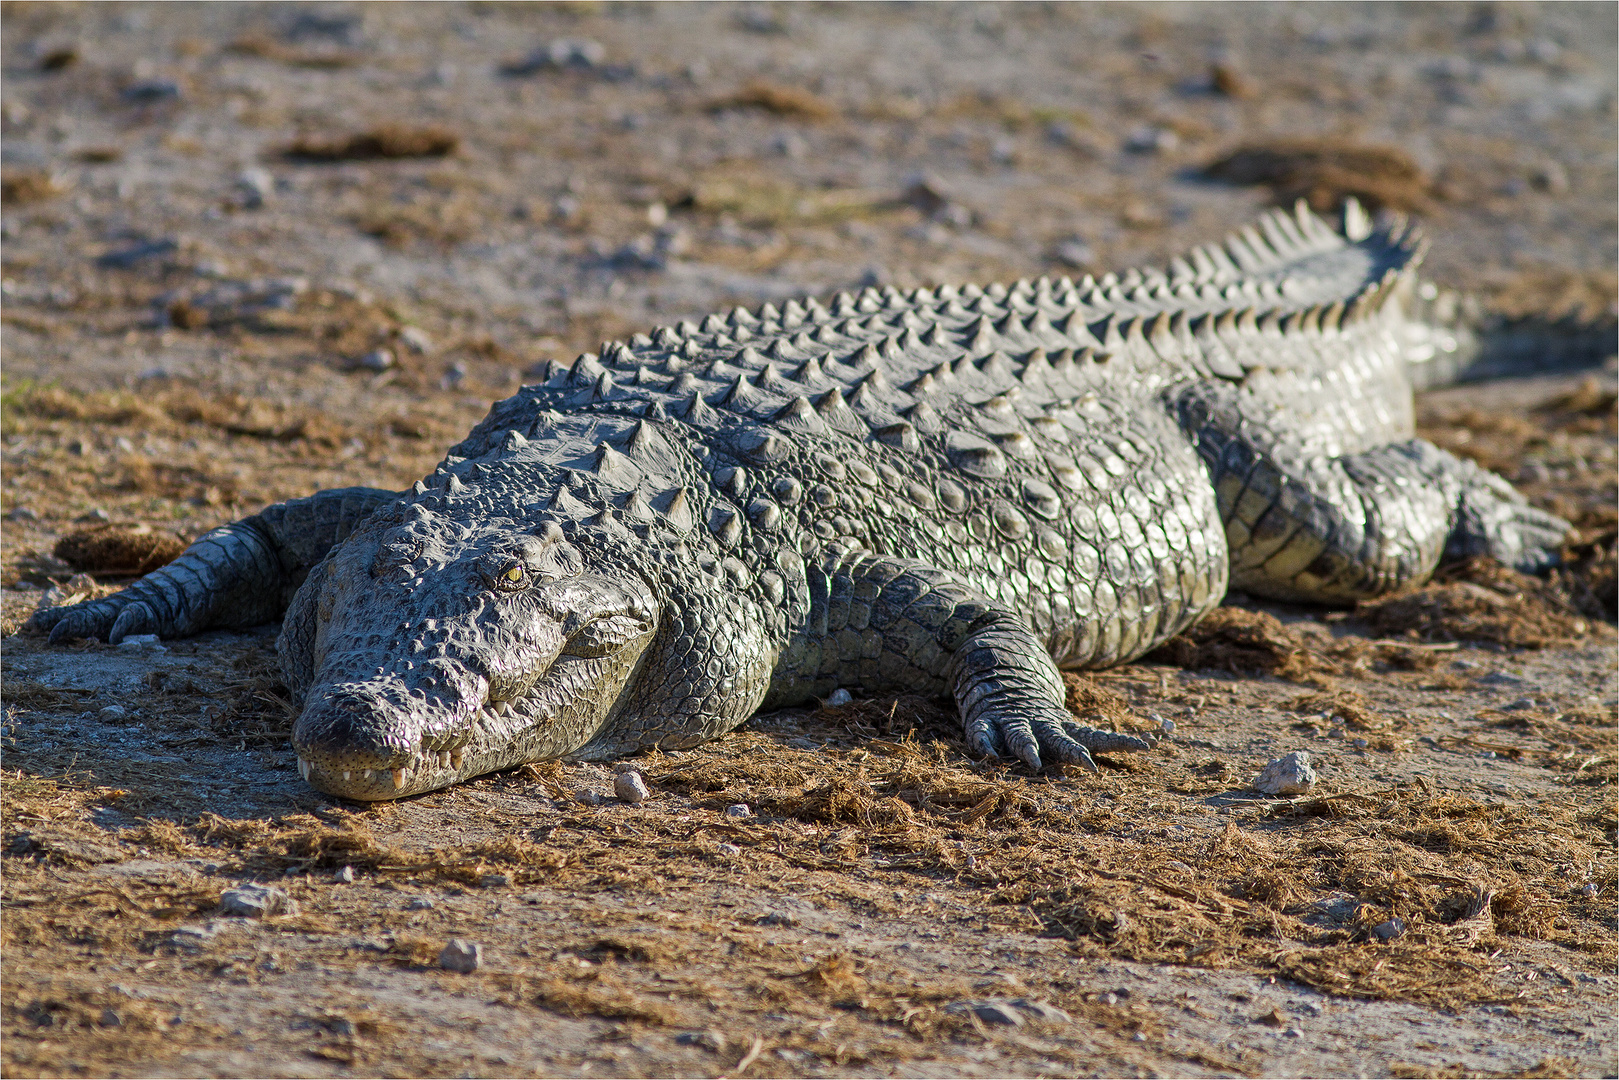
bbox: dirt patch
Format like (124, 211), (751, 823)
(1204, 140), (1432, 213)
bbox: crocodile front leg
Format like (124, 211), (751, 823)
(26, 487), (398, 643)
(777, 550), (1151, 771)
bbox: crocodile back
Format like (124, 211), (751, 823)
(435, 204), (1429, 670)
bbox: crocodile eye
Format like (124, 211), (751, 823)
(494, 563), (526, 591)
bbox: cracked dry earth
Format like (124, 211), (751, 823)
(1, 4), (1616, 1078)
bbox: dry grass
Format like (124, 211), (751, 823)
(1, 170), (63, 206)
(226, 33), (361, 70)
(1360, 559), (1596, 649)
(285, 125), (460, 163)
(1204, 139), (1432, 213)
(7, 681), (1608, 1019)
(52, 523), (187, 577)
(707, 81), (837, 121)
(1148, 606), (1343, 684)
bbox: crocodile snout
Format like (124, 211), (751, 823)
(291, 674), (485, 800)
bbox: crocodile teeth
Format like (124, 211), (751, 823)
(343, 771), (351, 781)
(392, 768), (408, 788)
(451, 750), (464, 770)
(439, 751), (452, 768)
(361, 769), (373, 780)
(297, 758), (311, 781)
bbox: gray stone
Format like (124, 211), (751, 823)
(236, 168), (274, 208)
(439, 938), (482, 973)
(356, 349), (395, 372)
(398, 326), (433, 354)
(219, 884), (298, 919)
(948, 997), (1072, 1027)
(614, 770), (651, 804)
(1253, 751), (1318, 796)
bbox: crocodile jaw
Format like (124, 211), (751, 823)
(293, 636), (655, 801)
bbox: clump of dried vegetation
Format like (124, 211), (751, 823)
(1204, 139), (1433, 213)
(284, 125), (460, 162)
(4, 648), (1613, 1025)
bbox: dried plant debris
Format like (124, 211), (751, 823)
(1147, 606), (1332, 682)
(1204, 139), (1432, 213)
(1, 170), (64, 206)
(1554, 531), (1617, 622)
(52, 523), (187, 577)
(1358, 558), (1596, 648)
(1004, 789), (1613, 1007)
(226, 34), (361, 69)
(284, 125), (459, 162)
(1485, 269), (1619, 324)
(707, 80), (837, 121)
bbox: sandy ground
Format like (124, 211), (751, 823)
(2, 4), (1616, 1078)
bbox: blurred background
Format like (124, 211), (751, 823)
(1, 1), (1614, 551)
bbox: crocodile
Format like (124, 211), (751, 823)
(29, 200), (1597, 801)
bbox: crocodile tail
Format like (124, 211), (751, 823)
(1402, 276), (1618, 390)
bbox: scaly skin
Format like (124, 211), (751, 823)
(28, 202), (1590, 801)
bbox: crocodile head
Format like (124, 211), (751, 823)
(281, 505), (658, 800)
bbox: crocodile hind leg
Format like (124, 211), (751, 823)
(1176, 381), (1570, 603)
(771, 549), (1151, 771)
(25, 487), (399, 643)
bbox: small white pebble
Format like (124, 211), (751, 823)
(824, 688), (853, 707)
(724, 803), (752, 820)
(715, 843), (742, 857)
(614, 770), (650, 804)
(398, 326), (433, 354)
(333, 865), (355, 884)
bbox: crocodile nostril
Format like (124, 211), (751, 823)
(293, 698), (415, 768)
